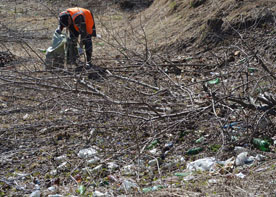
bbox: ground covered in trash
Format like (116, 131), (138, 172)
(0, 0), (276, 196)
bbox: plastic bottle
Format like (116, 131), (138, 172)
(252, 138), (270, 152)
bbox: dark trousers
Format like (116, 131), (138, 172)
(67, 34), (92, 64)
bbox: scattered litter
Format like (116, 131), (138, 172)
(252, 138), (270, 152)
(235, 172), (246, 179)
(208, 78), (220, 85)
(93, 191), (106, 197)
(78, 148), (98, 159)
(235, 152), (248, 166)
(120, 179), (140, 193)
(186, 147), (203, 155)
(54, 155), (67, 162)
(187, 157), (216, 172)
(142, 185), (165, 193)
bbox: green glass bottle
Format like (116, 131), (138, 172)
(146, 139), (159, 150)
(186, 147), (203, 155)
(252, 138), (270, 152)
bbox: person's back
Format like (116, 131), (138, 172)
(56, 7), (96, 67)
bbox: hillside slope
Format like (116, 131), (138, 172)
(129, 0), (276, 53)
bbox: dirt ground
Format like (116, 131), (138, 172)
(0, 0), (276, 196)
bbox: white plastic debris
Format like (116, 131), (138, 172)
(93, 191), (106, 197)
(78, 148), (98, 159)
(50, 169), (57, 176)
(57, 161), (68, 170)
(47, 186), (56, 192)
(29, 190), (40, 197)
(208, 179), (218, 184)
(234, 146), (248, 154)
(148, 159), (158, 167)
(235, 152), (248, 166)
(107, 162), (119, 170)
(120, 179), (140, 192)
(122, 164), (136, 176)
(87, 156), (101, 164)
(23, 114), (29, 120)
(149, 148), (158, 155)
(183, 174), (195, 181)
(54, 155), (67, 162)
(255, 154), (266, 161)
(246, 156), (255, 164)
(235, 172), (246, 179)
(91, 164), (103, 173)
(187, 157), (216, 172)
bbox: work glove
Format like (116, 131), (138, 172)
(55, 28), (61, 34)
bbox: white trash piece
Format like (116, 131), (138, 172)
(78, 148), (98, 159)
(187, 157), (216, 172)
(235, 152), (248, 166)
(29, 190), (40, 197)
(236, 172), (246, 179)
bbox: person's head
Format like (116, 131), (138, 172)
(59, 12), (71, 27)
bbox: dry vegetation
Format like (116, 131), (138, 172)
(0, 0), (276, 196)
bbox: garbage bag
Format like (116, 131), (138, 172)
(44, 32), (67, 70)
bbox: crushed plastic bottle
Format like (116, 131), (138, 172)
(252, 138), (270, 152)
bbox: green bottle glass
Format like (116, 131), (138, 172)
(146, 139), (159, 150)
(186, 147), (203, 155)
(252, 138), (270, 152)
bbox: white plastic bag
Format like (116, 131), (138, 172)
(45, 32), (67, 70)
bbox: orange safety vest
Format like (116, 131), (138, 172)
(64, 7), (94, 35)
